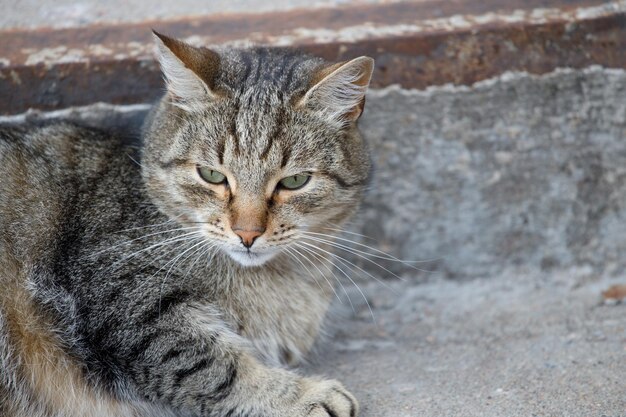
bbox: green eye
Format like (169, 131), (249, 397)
(279, 174), (311, 190)
(198, 167), (227, 184)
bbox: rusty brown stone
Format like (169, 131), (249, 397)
(0, 0), (624, 115)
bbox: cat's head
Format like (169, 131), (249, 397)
(142, 32), (373, 267)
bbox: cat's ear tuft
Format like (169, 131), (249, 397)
(152, 30), (221, 110)
(299, 56), (375, 124)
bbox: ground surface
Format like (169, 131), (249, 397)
(308, 268), (625, 417)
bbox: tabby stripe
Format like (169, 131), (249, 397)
(280, 146), (292, 168)
(239, 53), (252, 90)
(222, 407), (238, 417)
(261, 104), (285, 160)
(102, 286), (124, 305)
(284, 58), (300, 88)
(181, 183), (217, 198)
(89, 313), (120, 350)
(173, 357), (213, 385)
(159, 158), (189, 169)
(321, 171), (358, 188)
(252, 49), (265, 83)
(126, 331), (159, 360)
(217, 135), (226, 165)
(259, 135), (273, 160)
(207, 362), (238, 402)
(139, 289), (192, 326)
(160, 348), (185, 364)
(229, 102), (241, 156)
(199, 398), (208, 415)
(153, 370), (165, 400)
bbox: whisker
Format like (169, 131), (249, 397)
(126, 234), (206, 295)
(304, 233), (404, 263)
(183, 243), (218, 279)
(284, 247), (327, 296)
(320, 225), (377, 241)
(295, 242), (375, 322)
(301, 230), (441, 265)
(292, 243), (354, 312)
(95, 227), (202, 256)
(108, 232), (204, 270)
(291, 246), (342, 303)
(111, 213), (187, 234)
(127, 153), (145, 169)
(299, 235), (412, 280)
(156, 237), (209, 317)
(298, 240), (398, 293)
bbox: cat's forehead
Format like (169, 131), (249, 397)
(222, 101), (329, 171)
(217, 48), (322, 95)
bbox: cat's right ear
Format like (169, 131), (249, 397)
(152, 31), (221, 111)
(298, 56), (375, 125)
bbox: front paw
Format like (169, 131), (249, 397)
(297, 378), (359, 417)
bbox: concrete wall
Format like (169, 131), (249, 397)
(359, 67), (626, 279)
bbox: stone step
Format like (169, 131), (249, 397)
(1, 0), (624, 115)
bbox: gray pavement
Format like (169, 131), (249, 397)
(309, 268), (625, 417)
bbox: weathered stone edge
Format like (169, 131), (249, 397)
(0, 0), (624, 115)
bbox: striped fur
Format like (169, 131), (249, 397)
(0, 34), (373, 416)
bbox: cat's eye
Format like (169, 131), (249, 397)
(198, 167), (227, 185)
(278, 174), (311, 190)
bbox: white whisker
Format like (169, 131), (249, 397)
(299, 235), (412, 280)
(156, 237), (210, 317)
(298, 240), (397, 293)
(95, 227), (203, 257)
(284, 247), (327, 296)
(295, 242), (375, 322)
(293, 243), (355, 313)
(291, 246), (342, 303)
(320, 225), (377, 241)
(108, 231), (204, 270)
(301, 230), (441, 266)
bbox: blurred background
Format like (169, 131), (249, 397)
(1, 1), (625, 416)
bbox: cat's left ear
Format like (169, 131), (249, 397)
(152, 31), (221, 110)
(299, 56), (375, 124)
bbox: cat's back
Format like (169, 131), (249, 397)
(0, 123), (147, 417)
(0, 122), (138, 264)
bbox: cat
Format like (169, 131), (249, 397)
(0, 31), (373, 417)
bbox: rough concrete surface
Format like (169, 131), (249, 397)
(310, 268), (625, 417)
(0, 0), (414, 29)
(2, 67), (625, 416)
(358, 67), (626, 279)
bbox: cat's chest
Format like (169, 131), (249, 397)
(214, 271), (332, 366)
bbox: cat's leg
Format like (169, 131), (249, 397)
(107, 302), (357, 417)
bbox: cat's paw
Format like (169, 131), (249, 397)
(297, 378), (359, 417)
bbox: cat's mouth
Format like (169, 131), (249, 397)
(226, 248), (277, 267)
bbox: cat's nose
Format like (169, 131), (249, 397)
(233, 228), (264, 248)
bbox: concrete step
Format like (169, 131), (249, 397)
(1, 0), (625, 115)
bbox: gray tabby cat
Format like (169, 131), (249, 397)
(0, 32), (373, 417)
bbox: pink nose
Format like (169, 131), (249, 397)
(233, 229), (264, 248)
